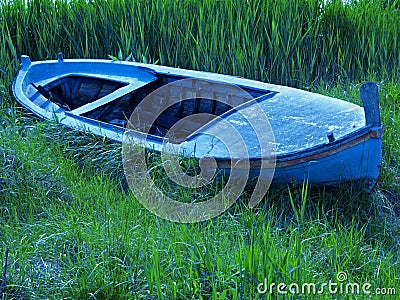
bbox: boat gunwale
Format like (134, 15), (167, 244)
(211, 125), (382, 169)
(16, 57), (330, 98)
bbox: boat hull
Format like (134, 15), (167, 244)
(13, 55), (383, 189)
(274, 137), (382, 187)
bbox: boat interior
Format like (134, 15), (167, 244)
(36, 73), (273, 140)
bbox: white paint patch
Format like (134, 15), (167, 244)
(230, 119), (248, 126)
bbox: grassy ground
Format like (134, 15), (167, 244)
(0, 0), (399, 299)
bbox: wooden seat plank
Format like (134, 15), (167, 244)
(71, 78), (156, 116)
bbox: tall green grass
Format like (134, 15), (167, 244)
(0, 111), (398, 298)
(0, 0), (399, 91)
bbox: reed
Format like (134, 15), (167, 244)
(0, 0), (399, 90)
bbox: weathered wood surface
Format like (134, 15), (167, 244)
(360, 82), (380, 126)
(71, 78), (157, 116)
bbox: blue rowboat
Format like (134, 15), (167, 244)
(13, 54), (383, 190)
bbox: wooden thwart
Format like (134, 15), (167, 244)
(71, 79), (156, 116)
